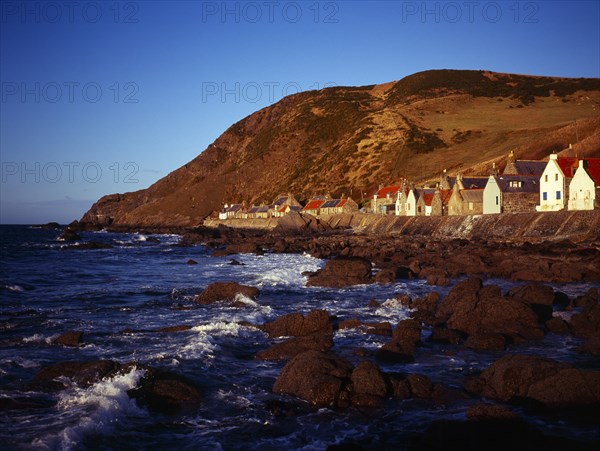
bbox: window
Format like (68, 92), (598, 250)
(417, 206), (422, 213)
(545, 175), (548, 182)
(495, 196), (499, 205)
(555, 174), (558, 181)
(556, 191), (561, 200)
(509, 181), (521, 188)
(543, 192), (547, 201)
(469, 202), (473, 210)
(407, 203), (410, 210)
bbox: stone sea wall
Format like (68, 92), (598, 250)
(205, 210), (600, 243)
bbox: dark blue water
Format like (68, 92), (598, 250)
(1, 225), (598, 450)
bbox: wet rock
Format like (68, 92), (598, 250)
(430, 326), (462, 344)
(53, 331), (84, 347)
(256, 333), (333, 360)
(545, 317), (570, 334)
(465, 354), (600, 408)
(464, 333), (506, 351)
(367, 299), (381, 308)
(338, 319), (362, 330)
(33, 360), (121, 390)
(351, 361), (387, 397)
(195, 282), (260, 305)
(374, 268), (396, 284)
(578, 336), (600, 356)
(213, 243), (263, 257)
(570, 304), (600, 339)
(261, 309), (333, 338)
(229, 259), (243, 265)
(466, 403), (519, 421)
(574, 291), (599, 310)
(128, 368), (202, 413)
(41, 222), (61, 229)
(507, 283), (554, 322)
(273, 350), (354, 408)
(376, 319), (421, 363)
(420, 267), (450, 286)
(155, 325), (193, 333)
(59, 228), (81, 241)
(411, 291), (440, 324)
(407, 373), (433, 398)
(437, 279), (543, 343)
(186, 259), (198, 265)
(306, 257), (373, 288)
(363, 322), (393, 337)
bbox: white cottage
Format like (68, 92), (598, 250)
(568, 159), (600, 210)
(404, 188), (419, 216)
(536, 154), (578, 212)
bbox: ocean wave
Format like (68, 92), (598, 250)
(32, 367), (146, 450)
(0, 283), (25, 292)
(22, 333), (60, 344)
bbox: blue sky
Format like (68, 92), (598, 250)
(1, 0), (599, 224)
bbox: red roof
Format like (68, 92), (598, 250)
(303, 199), (325, 211)
(377, 185), (400, 199)
(337, 199), (348, 207)
(422, 193), (434, 206)
(584, 158), (600, 186)
(556, 157), (578, 178)
(439, 189), (452, 204)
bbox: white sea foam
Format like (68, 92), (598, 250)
(33, 367), (146, 450)
(22, 333), (60, 344)
(249, 253), (323, 288)
(215, 389), (251, 408)
(2, 283), (25, 292)
(375, 298), (412, 320)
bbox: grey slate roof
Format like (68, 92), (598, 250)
(504, 160), (547, 176)
(495, 175), (539, 194)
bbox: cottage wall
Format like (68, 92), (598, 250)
(537, 156), (566, 211)
(431, 193), (444, 216)
(503, 193), (539, 213)
(568, 162), (597, 211)
(483, 177), (502, 214)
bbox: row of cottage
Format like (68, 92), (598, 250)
(374, 153), (600, 216)
(219, 152), (600, 219)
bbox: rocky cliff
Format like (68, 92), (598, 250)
(81, 70), (600, 228)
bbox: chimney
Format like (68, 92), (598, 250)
(550, 154), (558, 160)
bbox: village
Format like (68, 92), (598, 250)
(218, 151), (600, 220)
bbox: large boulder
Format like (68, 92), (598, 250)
(507, 284), (555, 322)
(53, 331), (84, 347)
(195, 282), (259, 305)
(256, 333), (333, 360)
(127, 368), (202, 413)
(273, 350), (354, 408)
(261, 310), (333, 338)
(306, 257), (373, 287)
(33, 360), (121, 390)
(570, 304), (600, 339)
(437, 279), (543, 342)
(349, 361), (389, 407)
(465, 354), (600, 408)
(376, 319), (421, 363)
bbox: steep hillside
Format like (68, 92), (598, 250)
(81, 70), (600, 227)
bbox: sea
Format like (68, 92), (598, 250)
(1, 225), (599, 450)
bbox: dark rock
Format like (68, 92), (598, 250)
(338, 319), (362, 330)
(570, 304), (600, 339)
(507, 283), (554, 322)
(420, 267), (450, 286)
(367, 299), (381, 308)
(411, 291), (440, 324)
(464, 333), (506, 351)
(376, 319), (421, 363)
(128, 368), (202, 413)
(59, 228), (81, 241)
(306, 257), (373, 288)
(350, 361), (388, 401)
(574, 294), (598, 310)
(53, 331), (84, 347)
(273, 350), (354, 408)
(437, 279), (543, 342)
(155, 325), (193, 333)
(577, 336), (600, 356)
(466, 403), (519, 421)
(545, 317), (570, 334)
(407, 373), (433, 398)
(430, 326), (462, 344)
(387, 374), (411, 399)
(195, 282), (259, 305)
(213, 243), (263, 256)
(363, 322), (393, 337)
(186, 259), (198, 265)
(42, 222), (61, 229)
(261, 309), (333, 338)
(256, 333), (333, 360)
(465, 354), (600, 408)
(33, 360), (121, 390)
(374, 268), (396, 284)
(229, 259), (243, 265)
(553, 291), (571, 310)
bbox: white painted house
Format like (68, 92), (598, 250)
(483, 176), (502, 214)
(568, 159), (600, 210)
(536, 155), (577, 212)
(404, 188), (418, 216)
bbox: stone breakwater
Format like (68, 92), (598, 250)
(204, 210), (600, 243)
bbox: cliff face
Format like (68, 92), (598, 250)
(81, 70), (600, 227)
